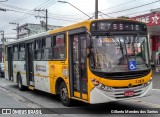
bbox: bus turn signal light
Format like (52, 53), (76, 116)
(91, 78), (115, 92)
(91, 78), (99, 86)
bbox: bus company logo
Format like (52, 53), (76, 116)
(36, 65), (46, 72)
(128, 83), (132, 88)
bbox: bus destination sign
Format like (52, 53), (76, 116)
(91, 20), (147, 32)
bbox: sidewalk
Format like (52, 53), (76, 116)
(152, 70), (160, 89)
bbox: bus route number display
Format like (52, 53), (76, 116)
(91, 21), (147, 31)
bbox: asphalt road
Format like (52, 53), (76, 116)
(0, 70), (159, 117)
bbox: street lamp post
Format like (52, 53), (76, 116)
(58, 0), (91, 19)
(95, 0), (98, 19)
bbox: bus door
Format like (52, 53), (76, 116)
(69, 29), (88, 100)
(8, 47), (13, 81)
(26, 42), (34, 86)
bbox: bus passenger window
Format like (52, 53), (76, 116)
(53, 34), (65, 60)
(35, 50), (41, 60)
(41, 37), (52, 60)
(13, 45), (18, 60)
(34, 39), (41, 60)
(19, 44), (25, 60)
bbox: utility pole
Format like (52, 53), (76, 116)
(46, 9), (48, 32)
(0, 30), (5, 63)
(9, 22), (19, 39)
(35, 9), (48, 31)
(95, 0), (98, 19)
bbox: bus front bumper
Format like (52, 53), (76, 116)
(90, 82), (152, 104)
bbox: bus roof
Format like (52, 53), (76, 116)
(48, 20), (92, 35)
(5, 31), (48, 46)
(48, 18), (145, 34)
(5, 18), (145, 46)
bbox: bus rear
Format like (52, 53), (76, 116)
(88, 19), (152, 103)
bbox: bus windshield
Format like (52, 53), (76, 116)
(90, 35), (150, 72)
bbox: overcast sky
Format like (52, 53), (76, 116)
(0, 0), (160, 40)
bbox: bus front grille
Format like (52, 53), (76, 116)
(114, 90), (142, 99)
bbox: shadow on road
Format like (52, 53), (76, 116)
(8, 84), (154, 114)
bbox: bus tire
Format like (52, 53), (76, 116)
(60, 82), (72, 106)
(17, 74), (25, 91)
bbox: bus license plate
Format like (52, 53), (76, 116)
(124, 91), (134, 97)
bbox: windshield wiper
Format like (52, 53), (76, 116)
(107, 32), (125, 58)
(119, 38), (125, 58)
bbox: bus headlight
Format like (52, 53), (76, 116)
(91, 78), (115, 92)
(91, 78), (100, 86)
(144, 80), (152, 87)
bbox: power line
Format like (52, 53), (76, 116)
(35, 0), (53, 9)
(5, 7), (79, 22)
(0, 3), (33, 12)
(106, 0), (160, 15)
(100, 0), (137, 12)
(37, 0), (58, 9)
(1, 0), (160, 32)
(0, 0), (77, 26)
(48, 16), (79, 22)
(0, 7), (78, 31)
(0, 0), (54, 27)
(99, 11), (114, 18)
(1, 2), (84, 20)
(46, 0), (136, 17)
(124, 9), (150, 17)
(7, 8), (78, 22)
(0, 0), (59, 30)
(99, 13), (105, 18)
(51, 0), (137, 20)
(1, 1), (92, 21)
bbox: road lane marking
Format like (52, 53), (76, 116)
(130, 99), (160, 108)
(127, 89), (160, 108)
(0, 82), (8, 86)
(152, 89), (160, 92)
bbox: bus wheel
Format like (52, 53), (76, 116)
(60, 82), (72, 106)
(17, 74), (25, 91)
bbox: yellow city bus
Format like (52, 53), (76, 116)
(4, 19), (152, 106)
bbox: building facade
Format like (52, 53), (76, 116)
(0, 23), (61, 62)
(18, 23), (62, 38)
(132, 10), (160, 65)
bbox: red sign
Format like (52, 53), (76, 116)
(131, 12), (160, 26)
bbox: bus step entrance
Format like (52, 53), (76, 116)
(28, 86), (35, 90)
(29, 81), (35, 86)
